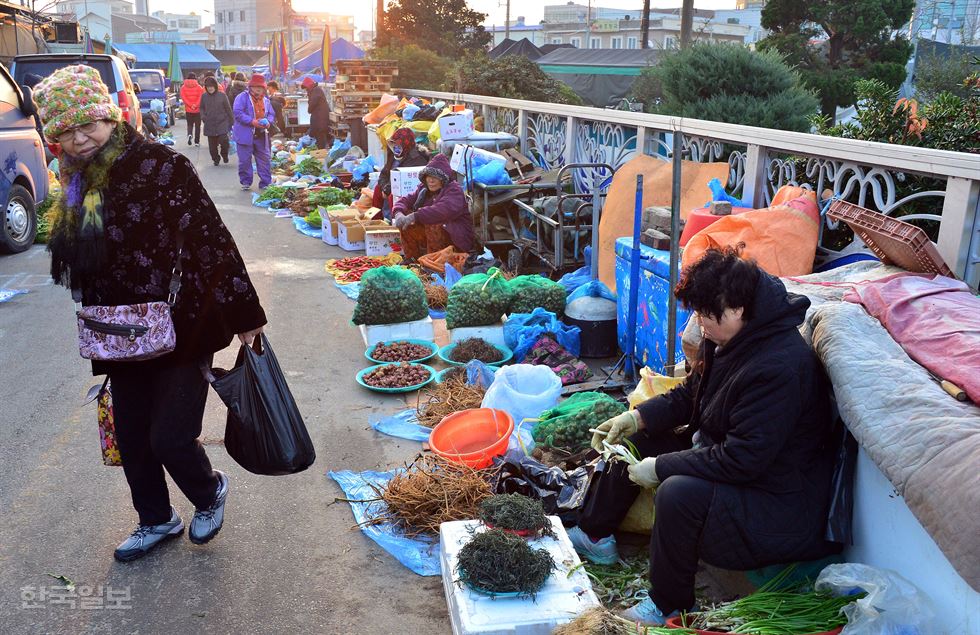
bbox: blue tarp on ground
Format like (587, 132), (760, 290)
(293, 37), (365, 76)
(114, 44), (220, 72)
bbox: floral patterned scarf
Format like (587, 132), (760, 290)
(47, 123), (128, 290)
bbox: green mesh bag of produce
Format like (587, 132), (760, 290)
(352, 266), (428, 325)
(446, 267), (511, 329)
(508, 275), (567, 315)
(532, 392), (626, 451)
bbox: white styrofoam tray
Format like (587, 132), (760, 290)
(359, 316), (435, 347)
(439, 517), (600, 635)
(449, 320), (507, 348)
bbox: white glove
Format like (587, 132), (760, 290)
(590, 410), (640, 451)
(627, 457), (660, 489)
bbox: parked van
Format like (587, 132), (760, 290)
(0, 63), (49, 253)
(129, 68), (176, 125)
(10, 53), (143, 132)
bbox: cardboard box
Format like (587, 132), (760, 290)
(323, 208), (360, 246)
(365, 227), (401, 257)
(449, 144), (506, 175)
(501, 148), (535, 177)
(339, 219), (389, 252)
(438, 109), (475, 141)
(391, 166), (425, 198)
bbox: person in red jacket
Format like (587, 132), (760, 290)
(391, 153), (475, 260)
(179, 73), (204, 146)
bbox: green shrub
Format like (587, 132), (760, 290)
(370, 44), (453, 91)
(446, 54), (583, 105)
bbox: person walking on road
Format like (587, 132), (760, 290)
(200, 76), (233, 166)
(233, 74), (274, 191)
(301, 77), (331, 150)
(226, 72), (247, 110)
(266, 80), (287, 135)
(179, 73), (204, 146)
(33, 65), (267, 562)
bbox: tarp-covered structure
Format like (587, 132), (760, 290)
(489, 38), (543, 61)
(210, 49), (267, 68)
(536, 48), (658, 108)
(293, 37), (364, 77)
(114, 43), (220, 73)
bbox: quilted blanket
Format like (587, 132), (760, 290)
(783, 263), (980, 590)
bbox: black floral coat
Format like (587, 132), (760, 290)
(81, 126), (266, 373)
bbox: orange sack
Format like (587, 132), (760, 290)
(681, 186), (820, 277)
(362, 94), (400, 125)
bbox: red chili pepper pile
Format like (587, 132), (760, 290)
(332, 256), (385, 283)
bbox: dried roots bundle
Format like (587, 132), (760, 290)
(368, 455), (494, 537)
(416, 378), (486, 428)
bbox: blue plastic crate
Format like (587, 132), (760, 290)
(614, 237), (690, 373)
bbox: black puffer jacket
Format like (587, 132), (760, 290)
(637, 273), (837, 568)
(200, 90), (233, 137)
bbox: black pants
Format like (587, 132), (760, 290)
(108, 358), (218, 526)
(311, 130), (331, 150)
(207, 134), (229, 163)
(186, 112), (201, 143)
(577, 427), (717, 614)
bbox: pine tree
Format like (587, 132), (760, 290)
(377, 0), (492, 58)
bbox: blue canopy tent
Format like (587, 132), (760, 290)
(114, 43), (221, 74)
(293, 37), (364, 78)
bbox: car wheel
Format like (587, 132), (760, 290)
(0, 184), (37, 254)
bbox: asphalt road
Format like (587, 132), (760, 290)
(0, 143), (450, 633)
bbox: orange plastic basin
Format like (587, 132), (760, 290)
(679, 205), (754, 247)
(429, 408), (514, 469)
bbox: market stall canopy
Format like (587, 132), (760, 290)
(211, 49), (268, 68)
(536, 48), (658, 108)
(114, 43), (220, 73)
(293, 37), (364, 76)
(489, 38), (543, 61)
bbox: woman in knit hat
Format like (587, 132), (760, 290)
(232, 74), (274, 191)
(33, 65), (267, 562)
(391, 153), (475, 259)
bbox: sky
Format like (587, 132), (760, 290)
(147, 0), (739, 31)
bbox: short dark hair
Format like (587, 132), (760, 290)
(186, 72), (197, 80)
(267, 80), (279, 90)
(674, 244), (761, 322)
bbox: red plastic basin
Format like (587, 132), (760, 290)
(429, 408), (514, 469)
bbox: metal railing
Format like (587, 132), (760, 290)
(404, 89), (980, 288)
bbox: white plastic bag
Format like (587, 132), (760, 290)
(482, 364), (562, 453)
(814, 563), (935, 635)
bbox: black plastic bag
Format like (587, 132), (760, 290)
(825, 422), (857, 545)
(208, 334), (315, 475)
(491, 450), (595, 524)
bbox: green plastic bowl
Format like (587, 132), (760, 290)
(356, 363), (436, 394)
(364, 339), (438, 364)
(438, 342), (513, 368)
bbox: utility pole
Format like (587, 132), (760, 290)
(640, 0), (650, 49)
(505, 0), (510, 39)
(376, 0), (384, 47)
(680, 0), (693, 48)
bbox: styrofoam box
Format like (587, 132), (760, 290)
(449, 144), (506, 175)
(439, 109), (475, 141)
(365, 228), (401, 257)
(439, 517), (600, 635)
(359, 316), (435, 347)
(449, 323), (506, 348)
(391, 166), (425, 198)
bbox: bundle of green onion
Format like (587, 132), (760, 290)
(684, 567), (861, 634)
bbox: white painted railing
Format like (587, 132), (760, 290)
(404, 89), (980, 288)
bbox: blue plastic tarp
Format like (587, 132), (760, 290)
(328, 469), (441, 576)
(0, 289), (28, 303)
(292, 216), (322, 238)
(114, 43), (220, 72)
(370, 409), (431, 442)
(334, 281), (360, 301)
(293, 38), (365, 75)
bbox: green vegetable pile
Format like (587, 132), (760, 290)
(304, 208), (322, 228)
(456, 529), (554, 598)
(308, 188), (356, 207)
(445, 268), (511, 329)
(685, 566), (862, 634)
(295, 156), (324, 177)
(478, 494), (555, 537)
(256, 185), (288, 203)
(508, 275), (567, 315)
(352, 266), (429, 326)
(533, 392), (627, 451)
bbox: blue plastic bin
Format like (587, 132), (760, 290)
(614, 237), (691, 373)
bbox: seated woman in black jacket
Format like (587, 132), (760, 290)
(569, 246), (840, 626)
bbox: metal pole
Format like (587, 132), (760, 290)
(504, 0), (510, 40)
(625, 174), (643, 381)
(665, 130), (683, 376)
(590, 173), (601, 278)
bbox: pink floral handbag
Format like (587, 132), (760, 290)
(75, 234), (184, 362)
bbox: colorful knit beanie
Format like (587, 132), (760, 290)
(32, 65), (123, 142)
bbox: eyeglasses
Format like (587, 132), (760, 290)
(56, 121), (103, 144)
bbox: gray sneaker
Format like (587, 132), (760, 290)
(114, 507), (183, 562)
(189, 470), (228, 545)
